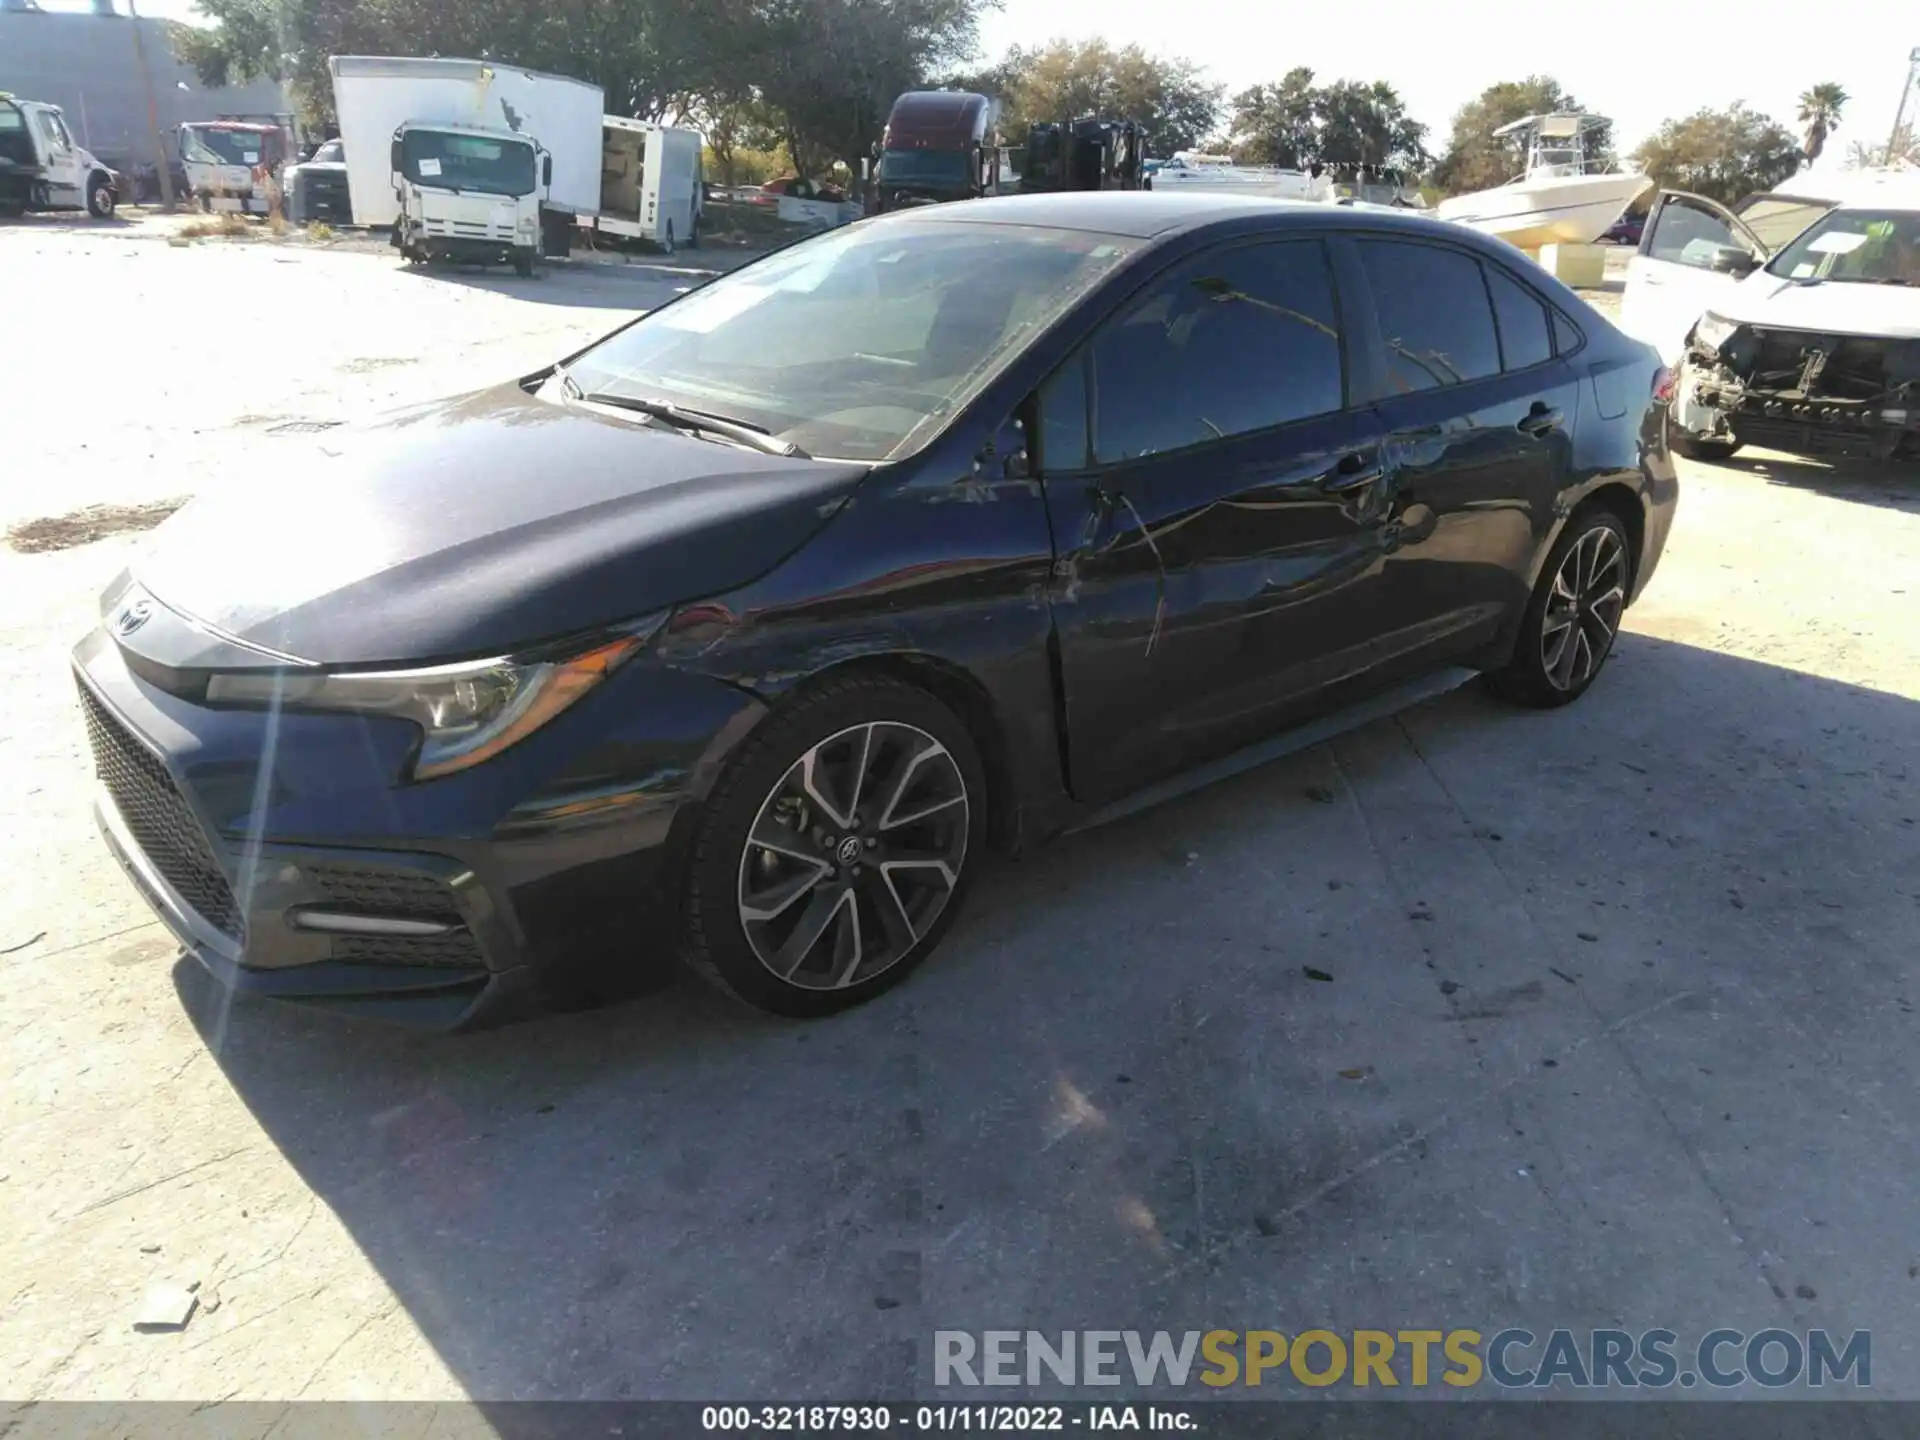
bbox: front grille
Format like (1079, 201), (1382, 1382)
(333, 932), (486, 969)
(78, 684), (244, 940)
(306, 864), (463, 922)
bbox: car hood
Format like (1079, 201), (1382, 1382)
(1720, 274), (1920, 339)
(122, 382), (868, 668)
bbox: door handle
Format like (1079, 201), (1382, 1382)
(1517, 404), (1563, 438)
(1320, 451), (1384, 493)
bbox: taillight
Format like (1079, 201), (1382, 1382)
(1652, 366), (1677, 405)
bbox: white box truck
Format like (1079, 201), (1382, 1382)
(328, 55), (603, 275)
(591, 116), (705, 252)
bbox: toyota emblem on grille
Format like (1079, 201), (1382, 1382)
(112, 598), (154, 637)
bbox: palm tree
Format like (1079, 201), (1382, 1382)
(1798, 82), (1849, 163)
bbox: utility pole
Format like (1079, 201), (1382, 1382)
(124, 0), (176, 210)
(1887, 47), (1920, 167)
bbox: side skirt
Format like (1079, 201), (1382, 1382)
(1063, 666), (1480, 835)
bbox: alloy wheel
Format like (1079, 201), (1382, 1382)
(736, 721), (969, 990)
(1540, 524), (1626, 691)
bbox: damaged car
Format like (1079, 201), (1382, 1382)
(73, 194), (1676, 1030)
(1621, 179), (1920, 461)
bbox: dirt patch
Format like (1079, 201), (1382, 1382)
(6, 498), (188, 554)
(337, 357), (416, 374)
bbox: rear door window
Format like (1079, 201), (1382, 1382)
(1355, 239), (1502, 393)
(1484, 265), (1555, 372)
(1089, 238), (1345, 462)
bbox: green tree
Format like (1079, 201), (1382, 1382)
(1227, 67), (1318, 167)
(1314, 79), (1427, 170)
(1431, 76), (1606, 196)
(1225, 69), (1425, 172)
(1796, 81), (1849, 163)
(1630, 102), (1803, 204)
(993, 38), (1223, 155)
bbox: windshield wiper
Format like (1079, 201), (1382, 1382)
(574, 389), (810, 459)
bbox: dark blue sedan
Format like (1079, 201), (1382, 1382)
(74, 193), (1678, 1029)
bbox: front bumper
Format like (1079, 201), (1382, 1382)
(73, 626), (765, 1030)
(1683, 328), (1920, 460)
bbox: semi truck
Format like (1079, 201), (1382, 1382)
(872, 90), (998, 212)
(0, 92), (117, 218)
(587, 115), (705, 252)
(328, 55), (603, 275)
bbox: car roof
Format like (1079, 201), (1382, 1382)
(902, 191), (1477, 244)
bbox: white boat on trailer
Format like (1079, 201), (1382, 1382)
(1437, 113), (1651, 249)
(1147, 151), (1328, 201)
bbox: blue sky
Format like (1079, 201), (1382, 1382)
(53, 0), (1916, 166)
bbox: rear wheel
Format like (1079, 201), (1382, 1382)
(662, 219), (676, 256)
(681, 676), (984, 1017)
(1488, 509), (1632, 708)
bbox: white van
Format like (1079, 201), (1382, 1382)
(589, 116), (704, 252)
(1619, 169), (1920, 461)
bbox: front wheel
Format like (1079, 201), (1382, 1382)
(512, 245), (539, 278)
(661, 219), (676, 256)
(686, 213), (701, 249)
(86, 174), (115, 219)
(680, 676), (984, 1017)
(1487, 509), (1633, 708)
(1671, 427), (1743, 461)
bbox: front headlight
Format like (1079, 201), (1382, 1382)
(1693, 312), (1738, 352)
(206, 613), (666, 780)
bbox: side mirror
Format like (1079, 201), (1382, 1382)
(1706, 244), (1757, 276)
(389, 138), (403, 175)
(977, 417), (1030, 480)
(542, 154), (552, 187)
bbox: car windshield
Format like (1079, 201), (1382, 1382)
(878, 149), (970, 187)
(182, 127), (267, 166)
(400, 129), (537, 197)
(560, 219), (1139, 462)
(1765, 208), (1920, 285)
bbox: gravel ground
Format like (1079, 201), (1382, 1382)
(3, 220), (1918, 1407)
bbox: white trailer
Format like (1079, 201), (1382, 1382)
(328, 55), (603, 270)
(590, 116), (705, 252)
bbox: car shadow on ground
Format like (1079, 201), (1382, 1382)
(1705, 448), (1920, 516)
(177, 634), (1920, 1400)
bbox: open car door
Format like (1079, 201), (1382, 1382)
(1618, 191), (1775, 363)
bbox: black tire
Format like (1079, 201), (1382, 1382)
(1487, 507), (1634, 708)
(680, 674), (986, 1017)
(662, 219), (676, 256)
(512, 246), (538, 279)
(687, 213), (701, 249)
(86, 174), (115, 219)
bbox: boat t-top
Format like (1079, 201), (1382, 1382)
(1436, 113), (1651, 249)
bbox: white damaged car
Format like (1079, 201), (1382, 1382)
(1619, 171), (1920, 461)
